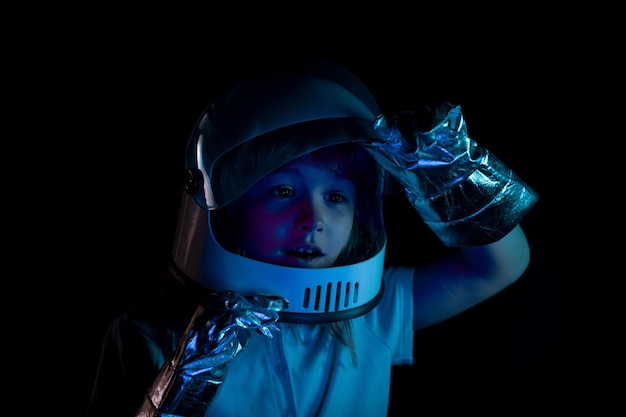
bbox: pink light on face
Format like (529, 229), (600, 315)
(229, 155), (356, 268)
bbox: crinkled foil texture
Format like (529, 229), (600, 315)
(136, 291), (287, 417)
(369, 104), (538, 247)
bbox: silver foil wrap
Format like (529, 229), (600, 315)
(136, 291), (287, 417)
(367, 103), (538, 246)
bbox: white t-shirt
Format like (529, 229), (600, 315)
(206, 265), (415, 417)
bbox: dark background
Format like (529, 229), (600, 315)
(22, 11), (617, 416)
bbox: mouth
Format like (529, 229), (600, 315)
(281, 247), (324, 260)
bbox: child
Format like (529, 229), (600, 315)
(86, 55), (538, 417)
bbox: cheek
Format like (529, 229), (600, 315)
(338, 213), (355, 243)
(251, 217), (281, 239)
(240, 204), (291, 245)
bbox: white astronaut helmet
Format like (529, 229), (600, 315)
(171, 57), (387, 323)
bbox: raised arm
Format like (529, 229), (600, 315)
(411, 224), (529, 330)
(365, 103), (538, 330)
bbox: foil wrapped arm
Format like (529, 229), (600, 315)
(366, 103), (538, 246)
(136, 291), (288, 417)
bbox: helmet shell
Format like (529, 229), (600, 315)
(172, 58), (386, 322)
(186, 58), (381, 209)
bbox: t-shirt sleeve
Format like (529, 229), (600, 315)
(367, 265), (416, 366)
(86, 308), (175, 417)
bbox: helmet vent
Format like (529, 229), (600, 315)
(302, 281), (360, 312)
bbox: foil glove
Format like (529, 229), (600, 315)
(367, 102), (538, 246)
(136, 290), (288, 417)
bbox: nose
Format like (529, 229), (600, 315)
(295, 197), (324, 232)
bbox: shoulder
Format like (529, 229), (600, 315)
(363, 265), (415, 326)
(106, 290), (197, 349)
(383, 265), (415, 291)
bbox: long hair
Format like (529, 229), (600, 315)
(318, 143), (385, 266)
(313, 144), (385, 366)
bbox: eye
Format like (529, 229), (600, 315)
(272, 185), (295, 198)
(327, 192), (347, 204)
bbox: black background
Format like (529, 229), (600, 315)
(20, 10), (618, 416)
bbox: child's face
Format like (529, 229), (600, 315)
(229, 154), (357, 268)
